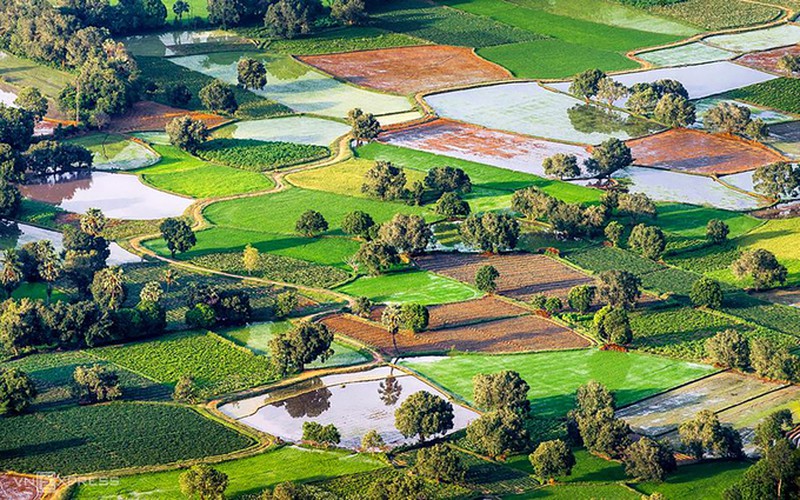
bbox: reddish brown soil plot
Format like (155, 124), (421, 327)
(415, 253), (593, 303)
(298, 45), (511, 95)
(321, 313), (589, 355)
(627, 128), (785, 175)
(736, 45), (800, 74)
(0, 474), (49, 500)
(107, 101), (228, 133)
(370, 296), (531, 330)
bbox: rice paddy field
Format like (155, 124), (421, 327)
(215, 116), (350, 146)
(636, 42), (735, 67)
(400, 350), (715, 417)
(336, 269), (482, 305)
(0, 51), (73, 99)
(425, 82), (661, 144)
(703, 24), (800, 53)
(167, 52), (414, 119)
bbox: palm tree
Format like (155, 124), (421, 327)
(80, 208), (107, 237)
(163, 268), (177, 293)
(381, 304), (402, 353)
(1, 249), (22, 296)
(36, 241), (62, 304)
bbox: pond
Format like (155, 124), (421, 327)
(19, 171), (194, 220)
(0, 221), (142, 265)
(572, 167), (763, 211)
(219, 366), (478, 449)
(168, 52), (413, 119)
(425, 82), (661, 144)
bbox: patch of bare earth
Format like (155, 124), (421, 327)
(736, 45), (800, 74)
(627, 128), (785, 175)
(415, 252), (593, 302)
(0, 473), (52, 500)
(298, 45), (511, 95)
(323, 308), (588, 356)
(370, 296), (531, 330)
(107, 101), (228, 133)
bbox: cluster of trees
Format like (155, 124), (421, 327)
(380, 302), (429, 337)
(351, 213), (432, 275)
(704, 101), (769, 140)
(268, 321), (332, 376)
(752, 162), (800, 200)
(184, 284), (253, 330)
(731, 248), (787, 290)
(569, 69), (696, 128)
(61, 0), (168, 34)
(361, 161), (472, 209)
(465, 371), (530, 458)
(540, 139), (633, 183)
(705, 329), (799, 382)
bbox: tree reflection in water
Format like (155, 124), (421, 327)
(378, 372), (403, 407)
(275, 378), (333, 418)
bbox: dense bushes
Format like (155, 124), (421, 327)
(197, 139), (329, 171)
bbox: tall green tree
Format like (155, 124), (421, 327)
(395, 391), (454, 442)
(160, 218), (197, 258)
(237, 58), (267, 90)
(0, 367), (37, 415)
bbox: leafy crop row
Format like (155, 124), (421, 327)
(725, 78), (800, 115)
(0, 403), (252, 474)
(191, 251), (349, 288)
(198, 139), (329, 172)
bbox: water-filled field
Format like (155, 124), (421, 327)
(703, 24), (800, 53)
(168, 52), (413, 119)
(0, 222), (142, 265)
(636, 42), (735, 67)
(69, 134), (160, 171)
(573, 167), (763, 211)
(220, 366), (479, 448)
(19, 171), (193, 220)
(425, 82), (661, 144)
(216, 116), (350, 147)
(550, 61), (776, 102)
(122, 30), (247, 57)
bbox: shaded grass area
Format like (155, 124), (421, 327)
(137, 56), (290, 119)
(336, 269), (482, 305)
(71, 445), (386, 499)
(0, 51), (72, 98)
(725, 78), (800, 115)
(400, 349), (715, 418)
(505, 482), (640, 499)
(136, 144), (274, 198)
(634, 460), (750, 499)
(507, 448), (626, 483)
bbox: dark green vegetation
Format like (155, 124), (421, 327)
(191, 252), (350, 288)
(259, 26), (428, 54)
(725, 78), (800, 115)
(197, 139), (329, 171)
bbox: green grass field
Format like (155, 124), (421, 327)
(336, 269), (482, 305)
(507, 448), (626, 483)
(506, 483), (640, 499)
(400, 349), (715, 418)
(91, 331), (276, 398)
(136, 144), (274, 198)
(656, 203), (761, 241)
(635, 460), (750, 498)
(261, 26), (429, 54)
(72, 445), (386, 499)
(356, 143), (602, 205)
(729, 217), (800, 286)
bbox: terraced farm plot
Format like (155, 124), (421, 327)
(616, 371), (780, 437)
(400, 350), (715, 417)
(168, 52), (413, 119)
(425, 82), (661, 144)
(581, 166), (764, 211)
(0, 402), (253, 475)
(372, 295), (530, 329)
(551, 61), (776, 102)
(636, 42), (735, 67)
(703, 24), (800, 53)
(216, 116), (350, 146)
(736, 45), (800, 74)
(627, 129), (786, 175)
(336, 269), (481, 305)
(106, 100), (229, 133)
(323, 309), (588, 355)
(646, 0), (782, 31)
(692, 97), (795, 129)
(299, 45), (511, 94)
(380, 119), (592, 178)
(415, 252), (593, 302)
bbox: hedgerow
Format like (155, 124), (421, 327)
(191, 251), (350, 288)
(197, 139), (330, 172)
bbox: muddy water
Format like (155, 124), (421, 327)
(220, 366), (479, 449)
(0, 221), (142, 265)
(19, 171), (193, 220)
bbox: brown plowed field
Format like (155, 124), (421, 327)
(415, 253), (593, 302)
(298, 45), (511, 95)
(627, 128), (785, 175)
(737, 45), (800, 74)
(107, 101), (228, 133)
(370, 296), (531, 330)
(321, 313), (589, 355)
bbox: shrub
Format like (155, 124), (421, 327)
(401, 303), (429, 333)
(434, 192), (470, 218)
(623, 437), (676, 481)
(731, 249), (787, 290)
(475, 265), (500, 293)
(466, 408), (528, 458)
(342, 210), (375, 238)
(166, 115), (209, 153)
(706, 219), (729, 244)
(530, 439), (575, 481)
(545, 296), (563, 315)
(473, 370), (531, 413)
(0, 368), (36, 415)
(690, 277), (723, 309)
(414, 444), (466, 483)
(186, 303), (216, 329)
(72, 364), (121, 404)
(180, 465), (228, 500)
(628, 224), (666, 260)
(593, 305), (632, 345)
(568, 285), (594, 313)
(302, 421), (341, 446)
